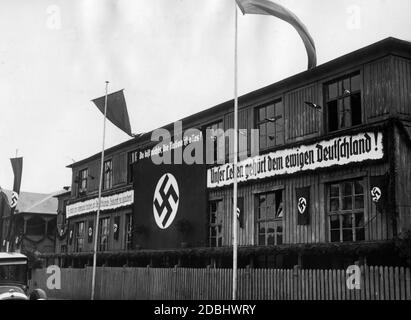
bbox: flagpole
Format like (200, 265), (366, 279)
(91, 80), (109, 300)
(232, 2), (239, 301)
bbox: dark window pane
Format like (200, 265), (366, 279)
(330, 198), (339, 211)
(328, 100), (338, 132)
(267, 234), (275, 245)
(276, 234), (283, 245)
(210, 237), (216, 247)
(351, 74), (361, 92)
(211, 202), (217, 212)
(330, 215), (340, 229)
(328, 83), (338, 100)
(356, 228), (365, 241)
(343, 229), (353, 242)
(354, 181), (364, 195)
(343, 182), (353, 196)
(330, 184), (339, 197)
(259, 235), (266, 246)
(331, 230), (340, 243)
(276, 225), (283, 234)
(351, 93), (362, 126)
(217, 237), (223, 247)
(355, 196), (364, 209)
(342, 214), (353, 228)
(342, 196), (353, 210)
(354, 213), (364, 228)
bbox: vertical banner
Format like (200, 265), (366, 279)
(88, 220), (94, 243)
(114, 216), (120, 240)
(370, 175), (389, 214)
(233, 197), (244, 229)
(69, 225), (74, 245)
(10, 158), (23, 213)
(296, 186), (310, 225)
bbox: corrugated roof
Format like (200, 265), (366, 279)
(1, 190), (59, 215)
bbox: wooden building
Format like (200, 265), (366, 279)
(0, 190), (59, 255)
(52, 37), (411, 269)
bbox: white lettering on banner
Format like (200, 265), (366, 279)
(207, 132), (384, 189)
(66, 190), (134, 218)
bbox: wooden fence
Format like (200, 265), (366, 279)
(30, 265), (411, 300)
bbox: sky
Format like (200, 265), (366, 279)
(0, 0), (410, 194)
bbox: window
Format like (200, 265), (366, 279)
(99, 217), (110, 251)
(326, 73), (362, 132)
(328, 179), (365, 243)
(209, 200), (223, 247)
(103, 160), (112, 190)
(125, 214), (133, 250)
(60, 245), (67, 253)
(205, 121), (224, 164)
(128, 150), (139, 184)
(75, 221), (85, 252)
(256, 190), (284, 246)
(256, 101), (284, 151)
(78, 168), (88, 195)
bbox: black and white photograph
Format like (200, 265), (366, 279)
(1, 0), (411, 310)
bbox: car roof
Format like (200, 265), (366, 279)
(0, 253), (27, 260)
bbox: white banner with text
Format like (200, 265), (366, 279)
(66, 190), (134, 218)
(207, 131), (384, 189)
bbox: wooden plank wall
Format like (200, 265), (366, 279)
(31, 265), (411, 300)
(285, 84), (319, 142)
(209, 162), (392, 247)
(395, 126), (411, 234)
(391, 56), (411, 116)
(363, 57), (392, 119)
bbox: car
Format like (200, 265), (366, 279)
(0, 252), (47, 300)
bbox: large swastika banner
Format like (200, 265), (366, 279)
(133, 158), (207, 249)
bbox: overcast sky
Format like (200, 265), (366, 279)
(0, 0), (410, 194)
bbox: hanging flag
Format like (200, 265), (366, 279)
(237, 197), (244, 229)
(92, 89), (133, 137)
(370, 175), (389, 214)
(296, 186), (310, 225)
(88, 220), (94, 243)
(113, 216), (120, 240)
(0, 187), (11, 244)
(236, 0), (317, 69)
(10, 157), (23, 212)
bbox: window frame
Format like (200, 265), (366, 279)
(324, 72), (363, 133)
(127, 150), (139, 184)
(75, 221), (85, 253)
(125, 213), (133, 250)
(98, 217), (110, 252)
(208, 200), (223, 248)
(254, 100), (284, 152)
(78, 168), (88, 196)
(103, 159), (113, 190)
(327, 179), (366, 243)
(255, 190), (284, 246)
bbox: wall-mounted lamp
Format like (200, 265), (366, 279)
(265, 115), (282, 123)
(304, 101), (323, 113)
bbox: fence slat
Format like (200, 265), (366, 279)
(30, 265), (411, 301)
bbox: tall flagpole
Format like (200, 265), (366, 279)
(91, 80), (109, 300)
(232, 2), (239, 301)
